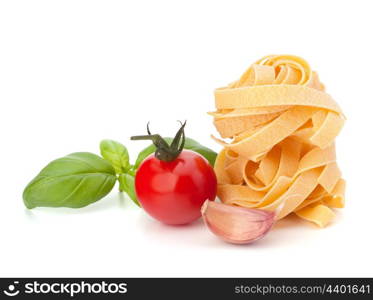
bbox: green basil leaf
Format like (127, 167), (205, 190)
(182, 137), (218, 167)
(118, 173), (140, 207)
(100, 139), (130, 174)
(23, 152), (117, 209)
(134, 137), (217, 169)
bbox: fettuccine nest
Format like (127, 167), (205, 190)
(211, 55), (345, 227)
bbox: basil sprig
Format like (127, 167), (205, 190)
(23, 137), (217, 209)
(99, 139), (140, 207)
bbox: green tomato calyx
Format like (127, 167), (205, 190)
(131, 121), (186, 162)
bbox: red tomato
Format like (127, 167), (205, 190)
(135, 150), (217, 225)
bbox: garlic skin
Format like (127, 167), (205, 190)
(201, 200), (275, 244)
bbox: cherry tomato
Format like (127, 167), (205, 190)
(135, 150), (217, 225)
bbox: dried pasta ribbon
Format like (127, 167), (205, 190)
(211, 55), (345, 227)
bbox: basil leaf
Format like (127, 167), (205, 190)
(118, 173), (140, 207)
(100, 139), (130, 174)
(134, 137), (217, 169)
(23, 152), (117, 209)
(182, 137), (217, 167)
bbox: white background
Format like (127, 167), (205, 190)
(1, 0), (372, 277)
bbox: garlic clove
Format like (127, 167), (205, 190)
(201, 200), (275, 244)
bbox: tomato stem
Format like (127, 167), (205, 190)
(131, 121), (187, 162)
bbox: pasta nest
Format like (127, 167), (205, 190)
(211, 55), (345, 227)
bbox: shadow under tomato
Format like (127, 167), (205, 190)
(136, 212), (210, 246)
